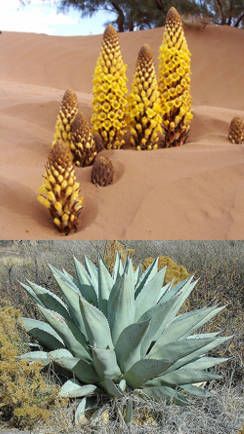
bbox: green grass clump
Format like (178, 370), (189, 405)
(0, 305), (62, 429)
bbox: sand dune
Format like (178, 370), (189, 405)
(0, 26), (243, 239)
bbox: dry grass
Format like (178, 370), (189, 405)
(32, 381), (244, 434)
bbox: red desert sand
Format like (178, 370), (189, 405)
(0, 26), (243, 239)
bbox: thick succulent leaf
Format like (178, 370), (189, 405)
(125, 256), (139, 289)
(149, 305), (224, 356)
(85, 256), (99, 295)
(38, 306), (91, 361)
(119, 379), (126, 392)
(64, 260), (97, 306)
(112, 252), (121, 282)
(140, 385), (188, 405)
(49, 265), (88, 336)
(92, 347), (121, 381)
(72, 359), (99, 384)
(155, 368), (222, 386)
(79, 298), (113, 349)
(75, 398), (87, 426)
(180, 384), (212, 398)
(115, 320), (151, 372)
(135, 269), (169, 320)
(100, 379), (123, 398)
(20, 280), (69, 320)
(139, 295), (186, 356)
(19, 350), (49, 365)
(53, 355), (99, 384)
(180, 356), (229, 371)
(159, 276), (194, 304)
(74, 257), (98, 304)
(125, 359), (171, 388)
(62, 268), (79, 287)
(49, 348), (76, 360)
(74, 256), (93, 286)
(97, 258), (114, 313)
(167, 335), (231, 372)
(79, 284), (98, 306)
(159, 278), (199, 318)
(60, 379), (97, 398)
(148, 336), (217, 362)
(22, 318), (64, 350)
(21, 350), (76, 369)
(107, 272), (136, 344)
(19, 282), (44, 306)
(135, 258), (159, 297)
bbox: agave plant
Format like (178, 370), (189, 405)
(20, 255), (230, 421)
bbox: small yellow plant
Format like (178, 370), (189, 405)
(0, 306), (60, 429)
(143, 255), (189, 284)
(37, 141), (84, 235)
(53, 89), (79, 148)
(158, 7), (193, 147)
(127, 44), (162, 150)
(70, 112), (97, 167)
(92, 25), (128, 149)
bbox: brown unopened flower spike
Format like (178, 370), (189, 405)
(37, 141), (84, 235)
(228, 117), (244, 144)
(71, 112), (97, 167)
(91, 154), (113, 187)
(53, 89), (79, 148)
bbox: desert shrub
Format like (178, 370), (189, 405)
(0, 305), (62, 429)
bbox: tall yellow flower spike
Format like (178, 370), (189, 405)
(127, 44), (162, 150)
(53, 89), (79, 148)
(70, 112), (97, 167)
(91, 25), (128, 150)
(158, 7), (192, 147)
(37, 141), (84, 235)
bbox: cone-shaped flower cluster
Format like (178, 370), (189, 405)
(91, 154), (113, 186)
(92, 25), (128, 150)
(158, 7), (192, 147)
(70, 112), (97, 167)
(37, 141), (84, 235)
(53, 89), (79, 148)
(228, 117), (244, 144)
(127, 45), (162, 150)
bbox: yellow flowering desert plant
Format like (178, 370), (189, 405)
(92, 25), (128, 149)
(70, 112), (97, 167)
(37, 141), (84, 235)
(53, 89), (79, 148)
(0, 306), (60, 429)
(127, 44), (162, 150)
(158, 7), (193, 147)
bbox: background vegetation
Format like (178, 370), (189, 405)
(20, 0), (244, 31)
